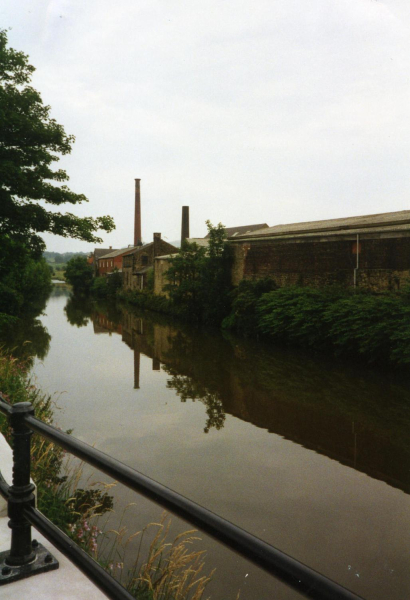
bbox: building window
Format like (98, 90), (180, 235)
(352, 242), (362, 254)
(141, 254), (148, 266)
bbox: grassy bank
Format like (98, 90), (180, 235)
(0, 349), (215, 599)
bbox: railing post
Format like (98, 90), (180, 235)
(7, 402), (36, 566)
(0, 402), (59, 585)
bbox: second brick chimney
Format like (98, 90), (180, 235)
(153, 232), (162, 257)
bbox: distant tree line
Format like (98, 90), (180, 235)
(44, 251), (89, 265)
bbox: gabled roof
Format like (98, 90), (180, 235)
(123, 239), (178, 258)
(94, 248), (115, 259)
(99, 247), (137, 260)
(205, 224), (268, 239)
(122, 243), (152, 257)
(232, 210), (410, 241)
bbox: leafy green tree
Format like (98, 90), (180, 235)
(0, 30), (115, 256)
(64, 257), (93, 294)
(164, 240), (207, 320)
(200, 220), (232, 324)
(0, 237), (51, 322)
(164, 221), (232, 324)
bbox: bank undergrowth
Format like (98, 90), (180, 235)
(0, 349), (216, 599)
(121, 276), (410, 367)
(223, 281), (410, 367)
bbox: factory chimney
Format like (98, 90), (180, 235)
(181, 206), (189, 245)
(134, 178), (142, 246)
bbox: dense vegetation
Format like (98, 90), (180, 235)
(120, 222), (232, 326)
(117, 220), (410, 368)
(0, 239), (52, 326)
(44, 251), (89, 281)
(64, 256), (94, 294)
(223, 282), (410, 367)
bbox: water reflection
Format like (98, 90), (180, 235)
(83, 301), (410, 496)
(165, 371), (226, 433)
(26, 292), (410, 600)
(0, 294), (52, 365)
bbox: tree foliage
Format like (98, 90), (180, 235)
(255, 286), (410, 366)
(222, 277), (278, 335)
(0, 236), (51, 324)
(164, 221), (232, 324)
(64, 257), (93, 294)
(0, 30), (115, 256)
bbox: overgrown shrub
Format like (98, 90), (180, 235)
(91, 276), (109, 298)
(257, 286), (344, 349)
(91, 271), (123, 300)
(255, 286), (410, 366)
(222, 277), (278, 335)
(324, 293), (410, 365)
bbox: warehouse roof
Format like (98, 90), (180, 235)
(233, 210), (410, 241)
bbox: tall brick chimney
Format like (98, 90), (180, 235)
(134, 178), (142, 246)
(181, 206), (189, 245)
(153, 232), (162, 257)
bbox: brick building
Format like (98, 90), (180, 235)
(229, 210), (410, 291)
(89, 248), (116, 275)
(123, 233), (177, 291)
(97, 247), (136, 276)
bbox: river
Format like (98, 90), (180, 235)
(19, 286), (410, 599)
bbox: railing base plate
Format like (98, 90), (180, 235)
(0, 541), (59, 585)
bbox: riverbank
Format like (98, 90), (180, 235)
(119, 282), (410, 368)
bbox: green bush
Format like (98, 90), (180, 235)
(255, 286), (410, 367)
(118, 289), (176, 316)
(222, 277), (278, 335)
(257, 286), (343, 349)
(324, 293), (410, 365)
(91, 276), (108, 298)
(65, 257), (94, 294)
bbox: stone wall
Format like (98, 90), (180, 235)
(231, 235), (410, 291)
(154, 257), (172, 297)
(123, 239), (177, 292)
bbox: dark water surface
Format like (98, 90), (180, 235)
(27, 288), (410, 600)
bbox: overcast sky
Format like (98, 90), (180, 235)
(2, 0), (410, 252)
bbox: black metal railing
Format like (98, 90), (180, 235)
(0, 395), (365, 600)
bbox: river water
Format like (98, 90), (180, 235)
(24, 286), (410, 599)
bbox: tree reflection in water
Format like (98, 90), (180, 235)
(64, 294), (94, 328)
(0, 289), (51, 366)
(164, 368), (226, 433)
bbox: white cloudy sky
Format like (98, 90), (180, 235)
(2, 0), (410, 252)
